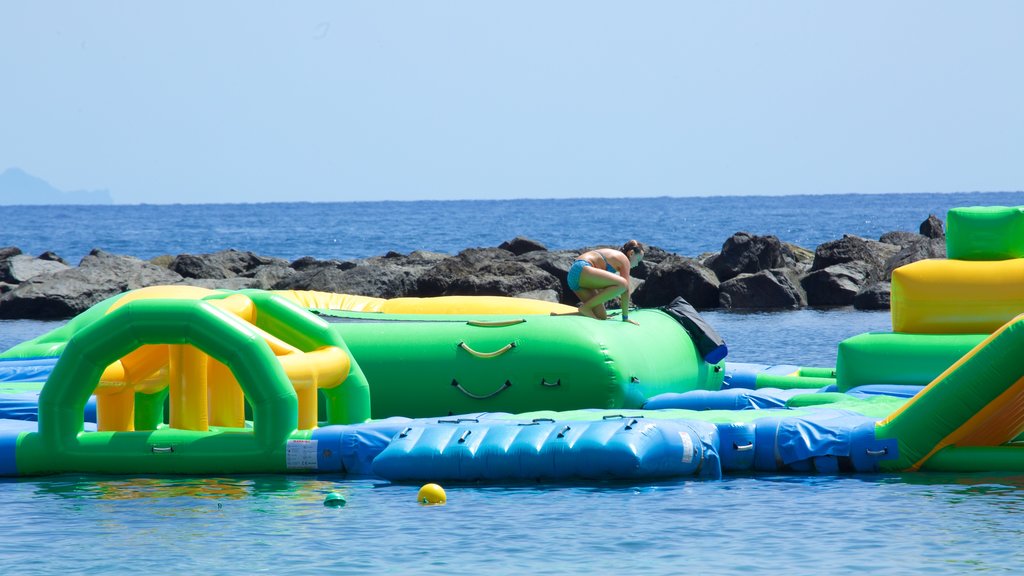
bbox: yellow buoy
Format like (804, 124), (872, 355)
(417, 483), (446, 505)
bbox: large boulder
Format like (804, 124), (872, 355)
(706, 232), (787, 282)
(516, 249), (576, 302)
(854, 282), (891, 310)
(782, 242), (815, 272)
(169, 249), (288, 279)
(0, 246), (22, 263)
(879, 231), (925, 247)
(801, 261), (874, 306)
(177, 277), (259, 290)
(415, 248), (559, 297)
(920, 214), (945, 239)
(289, 256), (355, 272)
(37, 250), (66, 263)
(248, 265), (297, 290)
(276, 251), (447, 298)
(884, 237), (946, 279)
(0, 254), (69, 283)
(810, 235), (900, 277)
(719, 269), (806, 309)
(0, 249), (183, 319)
(498, 236), (547, 256)
(633, 254), (720, 309)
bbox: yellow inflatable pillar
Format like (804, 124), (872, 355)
(277, 347), (350, 430)
(96, 385), (135, 432)
(208, 359), (245, 428)
(168, 345), (209, 431)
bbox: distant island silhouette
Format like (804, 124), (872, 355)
(0, 168), (112, 205)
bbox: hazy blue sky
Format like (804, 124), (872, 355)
(2, 2), (1022, 204)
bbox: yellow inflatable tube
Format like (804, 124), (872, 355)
(273, 290), (577, 315)
(96, 286), (350, 432)
(891, 258), (1024, 334)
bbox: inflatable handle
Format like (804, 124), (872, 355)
(450, 378), (512, 400)
(734, 442), (754, 452)
(457, 341), (516, 358)
(466, 319), (526, 327)
(540, 378), (561, 387)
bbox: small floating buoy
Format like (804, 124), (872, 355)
(323, 492), (347, 507)
(418, 483), (446, 505)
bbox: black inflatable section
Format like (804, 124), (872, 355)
(662, 297), (728, 364)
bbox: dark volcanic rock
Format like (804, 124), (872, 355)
(276, 251), (447, 298)
(810, 235), (899, 276)
(0, 249), (183, 319)
(178, 277), (259, 290)
(248, 265), (297, 290)
(0, 247), (22, 262)
(515, 249), (577, 302)
(854, 282), (891, 310)
(289, 256), (355, 272)
(274, 263), (416, 298)
(415, 248), (559, 297)
(884, 237), (946, 279)
(498, 236), (547, 256)
(920, 214), (945, 239)
(37, 251), (67, 264)
(801, 261), (874, 306)
(879, 231), (924, 247)
(633, 254), (720, 309)
(170, 249), (288, 279)
(706, 232), (787, 282)
(719, 269), (806, 309)
(0, 254), (70, 283)
(782, 242), (815, 271)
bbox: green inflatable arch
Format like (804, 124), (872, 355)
(18, 295), (369, 475)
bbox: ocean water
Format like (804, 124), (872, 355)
(1, 191), (1021, 264)
(2, 192), (1024, 575)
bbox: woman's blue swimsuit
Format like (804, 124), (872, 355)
(567, 254), (617, 291)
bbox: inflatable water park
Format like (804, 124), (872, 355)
(3, 205), (1024, 482)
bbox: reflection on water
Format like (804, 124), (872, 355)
(4, 471), (1024, 574)
(20, 474), (350, 503)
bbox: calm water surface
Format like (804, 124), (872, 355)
(3, 310), (1021, 575)
(2, 193), (1023, 574)
(3, 473), (1024, 575)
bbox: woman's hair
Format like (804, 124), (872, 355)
(621, 239), (644, 256)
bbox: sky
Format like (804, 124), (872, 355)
(1, 2), (1022, 204)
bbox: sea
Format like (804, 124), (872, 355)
(1, 192), (1024, 575)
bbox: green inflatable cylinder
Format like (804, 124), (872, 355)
(836, 332), (985, 392)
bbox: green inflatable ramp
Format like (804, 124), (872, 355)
(876, 313), (1024, 471)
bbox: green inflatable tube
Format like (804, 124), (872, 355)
(754, 374), (836, 390)
(323, 307), (724, 418)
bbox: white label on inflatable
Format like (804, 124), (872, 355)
(286, 439), (319, 470)
(679, 431), (694, 464)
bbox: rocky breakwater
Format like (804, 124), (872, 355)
(0, 215), (946, 320)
